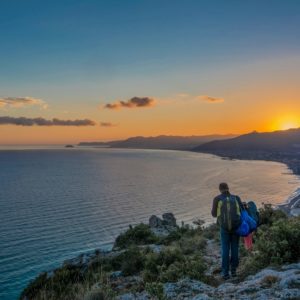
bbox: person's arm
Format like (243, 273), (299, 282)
(236, 196), (244, 211)
(211, 196), (219, 217)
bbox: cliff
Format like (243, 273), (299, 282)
(21, 206), (300, 300)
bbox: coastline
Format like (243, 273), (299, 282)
(278, 188), (300, 216)
(190, 149), (300, 217)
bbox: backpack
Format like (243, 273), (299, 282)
(235, 201), (258, 236)
(217, 195), (242, 232)
(236, 210), (257, 236)
(247, 201), (260, 226)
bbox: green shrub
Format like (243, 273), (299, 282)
(20, 272), (48, 299)
(255, 216), (300, 265)
(145, 282), (166, 300)
(143, 246), (206, 283)
(202, 223), (219, 240)
(258, 203), (287, 226)
(239, 216), (300, 279)
(178, 235), (207, 255)
(111, 246), (145, 276)
(114, 224), (158, 249)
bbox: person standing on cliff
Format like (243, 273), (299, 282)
(211, 183), (243, 280)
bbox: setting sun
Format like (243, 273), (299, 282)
(270, 115), (300, 131)
(280, 121), (299, 131)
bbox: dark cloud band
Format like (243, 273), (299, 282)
(0, 97), (47, 109)
(104, 97), (155, 110)
(0, 116), (96, 126)
(100, 122), (117, 127)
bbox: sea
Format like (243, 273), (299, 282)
(1, 146), (299, 300)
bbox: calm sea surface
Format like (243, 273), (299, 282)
(1, 147), (299, 299)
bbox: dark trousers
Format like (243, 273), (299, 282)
(220, 227), (240, 276)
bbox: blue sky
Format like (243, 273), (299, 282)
(1, 1), (299, 91)
(1, 1), (300, 143)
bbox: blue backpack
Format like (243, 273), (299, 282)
(236, 201), (258, 237)
(247, 201), (260, 225)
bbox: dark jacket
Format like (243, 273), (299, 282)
(211, 191), (242, 218)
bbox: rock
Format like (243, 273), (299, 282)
(192, 295), (213, 300)
(110, 271), (123, 279)
(276, 288), (300, 299)
(149, 213), (177, 237)
(162, 213), (177, 227)
(161, 262), (300, 299)
(147, 244), (163, 253)
(281, 262), (300, 270)
(149, 215), (163, 228)
(117, 291), (151, 300)
(83, 288), (105, 300)
(164, 278), (214, 299)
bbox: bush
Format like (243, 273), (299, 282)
(178, 235), (207, 255)
(258, 203), (287, 226)
(202, 223), (219, 240)
(114, 224), (158, 249)
(239, 216), (300, 279)
(20, 272), (48, 300)
(143, 247), (206, 283)
(111, 246), (145, 276)
(145, 282), (166, 300)
(255, 216), (300, 265)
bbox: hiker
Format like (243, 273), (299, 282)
(242, 202), (254, 251)
(211, 182), (243, 280)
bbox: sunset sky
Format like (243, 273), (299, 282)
(1, 0), (300, 144)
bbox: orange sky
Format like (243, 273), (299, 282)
(1, 2), (300, 145)
(1, 84), (300, 144)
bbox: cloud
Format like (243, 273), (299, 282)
(176, 93), (190, 98)
(100, 122), (118, 127)
(104, 97), (155, 110)
(198, 95), (224, 103)
(0, 116), (96, 126)
(0, 97), (48, 109)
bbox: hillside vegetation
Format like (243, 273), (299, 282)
(21, 205), (300, 300)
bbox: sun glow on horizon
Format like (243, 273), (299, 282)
(271, 116), (300, 131)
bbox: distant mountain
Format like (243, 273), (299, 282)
(193, 128), (300, 175)
(78, 134), (236, 150)
(194, 128), (300, 153)
(78, 140), (122, 147)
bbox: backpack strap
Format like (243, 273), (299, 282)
(234, 195), (244, 211)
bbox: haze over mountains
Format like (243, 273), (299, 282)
(80, 128), (300, 174)
(194, 128), (300, 153)
(193, 127), (300, 175)
(79, 134), (236, 150)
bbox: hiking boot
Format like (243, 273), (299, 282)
(222, 274), (230, 280)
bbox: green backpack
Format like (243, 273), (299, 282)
(217, 195), (242, 232)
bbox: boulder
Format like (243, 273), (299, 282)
(149, 215), (163, 228)
(162, 213), (177, 227)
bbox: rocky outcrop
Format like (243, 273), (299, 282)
(162, 262), (300, 299)
(148, 213), (177, 237)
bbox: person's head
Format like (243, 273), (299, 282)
(219, 182), (229, 193)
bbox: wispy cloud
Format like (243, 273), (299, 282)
(0, 97), (48, 109)
(0, 116), (96, 126)
(176, 93), (190, 98)
(104, 97), (156, 110)
(198, 95), (224, 103)
(100, 122), (118, 127)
